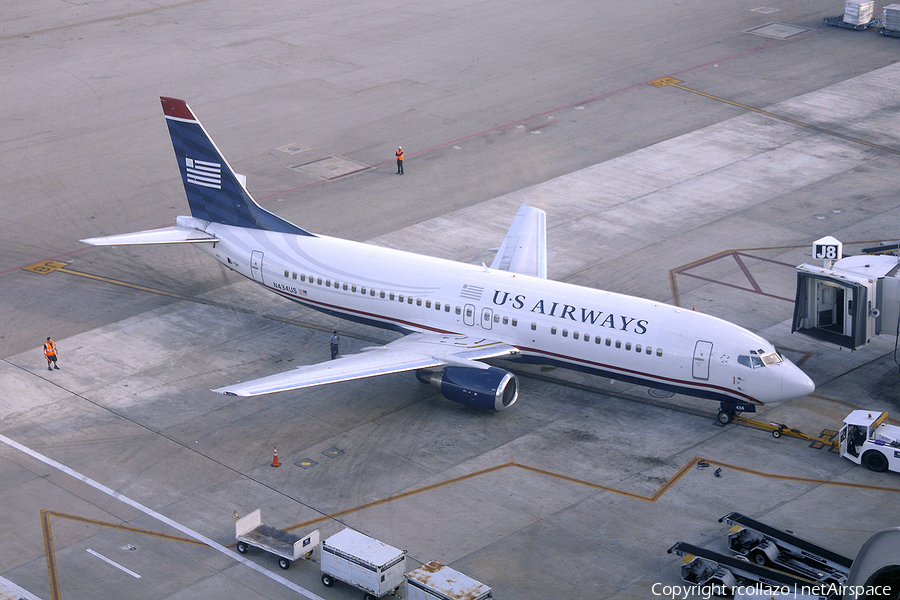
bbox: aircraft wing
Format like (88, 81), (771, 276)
(490, 205), (547, 278)
(81, 226), (218, 246)
(213, 332), (520, 397)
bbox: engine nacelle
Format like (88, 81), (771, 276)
(417, 366), (518, 411)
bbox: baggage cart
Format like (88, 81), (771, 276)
(406, 561), (492, 600)
(235, 508), (319, 569)
(320, 528), (405, 600)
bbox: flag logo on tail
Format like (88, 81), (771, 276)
(186, 158), (222, 189)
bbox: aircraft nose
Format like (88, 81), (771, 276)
(781, 363), (815, 400)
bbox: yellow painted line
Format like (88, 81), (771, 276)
(0, 0), (208, 42)
(653, 80), (900, 156)
(40, 510), (210, 600)
(40, 511), (61, 600)
(282, 455), (900, 536)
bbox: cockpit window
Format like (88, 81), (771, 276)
(761, 352), (783, 366)
(738, 351), (783, 368)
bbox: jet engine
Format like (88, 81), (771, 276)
(417, 366), (518, 411)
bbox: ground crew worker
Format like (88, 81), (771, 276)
(396, 146), (404, 175)
(330, 330), (340, 359)
(44, 337), (59, 371)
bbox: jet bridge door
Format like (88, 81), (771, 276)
(692, 340), (713, 380)
(250, 250), (264, 283)
(792, 270), (868, 350)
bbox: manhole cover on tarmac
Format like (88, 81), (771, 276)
(746, 22), (811, 39)
(290, 155), (371, 179)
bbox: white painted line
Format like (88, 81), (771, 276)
(0, 574), (44, 600)
(86, 548), (141, 578)
(0, 433), (326, 600)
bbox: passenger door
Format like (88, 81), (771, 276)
(692, 340), (713, 380)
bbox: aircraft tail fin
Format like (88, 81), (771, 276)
(160, 97), (313, 236)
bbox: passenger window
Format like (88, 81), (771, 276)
(511, 318), (517, 326)
(656, 348), (663, 357)
(445, 305), (451, 312)
(361, 287), (367, 294)
(301, 274), (306, 282)
(551, 327), (557, 335)
(343, 283), (348, 291)
(625, 342), (632, 351)
(325, 279), (331, 287)
(531, 323), (537, 331)
(572, 332), (579, 339)
(389, 293), (395, 300)
(493, 314), (500, 323)
(562, 329), (568, 337)
(316, 277), (322, 285)
(502, 316), (509, 325)
(370, 289), (376, 296)
(595, 336), (602, 344)
(605, 338), (611, 346)
(455, 306), (461, 315)
(584, 334), (590, 342)
(635, 344), (641, 353)
(284, 270), (289, 278)
(408, 297), (414, 304)
(293, 273), (298, 280)
(351, 285), (357, 292)
(380, 291), (385, 298)
(466, 307), (473, 317)
(645, 347), (652, 355)
(417, 299), (423, 306)
(615, 340), (621, 349)
(399, 294), (404, 302)
(435, 302), (441, 310)
(425, 300), (431, 308)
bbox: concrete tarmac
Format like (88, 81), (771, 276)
(2, 1), (900, 599)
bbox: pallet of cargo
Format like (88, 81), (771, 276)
(823, 14), (880, 29)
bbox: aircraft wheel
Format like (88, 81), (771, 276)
(236, 542), (249, 554)
(717, 410), (734, 425)
(322, 574), (334, 587)
(863, 450), (889, 472)
(278, 557), (291, 570)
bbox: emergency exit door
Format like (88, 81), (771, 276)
(692, 340), (713, 380)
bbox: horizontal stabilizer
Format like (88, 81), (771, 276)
(81, 226), (218, 246)
(213, 333), (519, 397)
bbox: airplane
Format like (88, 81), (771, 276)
(81, 97), (815, 419)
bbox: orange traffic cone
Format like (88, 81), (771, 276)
(271, 446), (280, 467)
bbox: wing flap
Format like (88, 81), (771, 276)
(81, 226), (218, 246)
(213, 333), (520, 397)
(489, 206), (547, 278)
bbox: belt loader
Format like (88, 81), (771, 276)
(719, 512), (850, 587)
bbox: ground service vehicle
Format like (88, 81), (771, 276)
(838, 410), (900, 473)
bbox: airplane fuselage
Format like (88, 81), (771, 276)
(180, 216), (809, 405)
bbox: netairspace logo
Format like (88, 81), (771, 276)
(651, 582), (893, 599)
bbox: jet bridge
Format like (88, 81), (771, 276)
(793, 236), (900, 350)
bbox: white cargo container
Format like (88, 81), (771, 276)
(320, 528), (406, 599)
(406, 561), (492, 600)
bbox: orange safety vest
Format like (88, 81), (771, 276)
(396, 149), (404, 161)
(45, 340), (56, 356)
